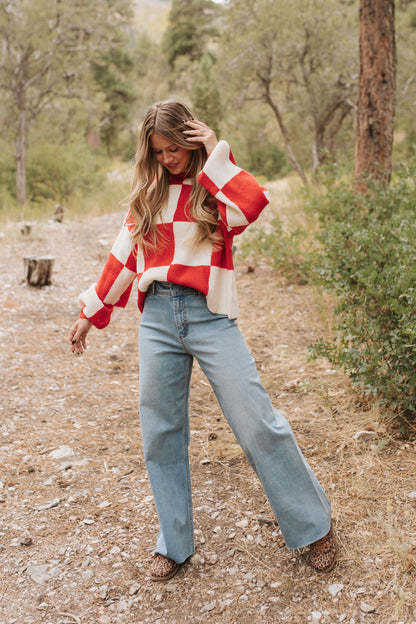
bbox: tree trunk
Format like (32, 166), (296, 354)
(265, 94), (309, 187)
(354, 0), (396, 187)
(15, 101), (28, 205)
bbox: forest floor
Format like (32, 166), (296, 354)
(0, 206), (416, 624)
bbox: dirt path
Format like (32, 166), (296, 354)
(0, 213), (415, 624)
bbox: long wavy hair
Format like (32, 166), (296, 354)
(128, 100), (222, 253)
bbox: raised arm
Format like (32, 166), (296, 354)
(197, 140), (269, 234)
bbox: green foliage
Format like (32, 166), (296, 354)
(218, 0), (358, 175)
(222, 106), (290, 179)
(91, 47), (137, 157)
(246, 139), (289, 181)
(162, 0), (220, 68)
(25, 141), (105, 203)
(238, 216), (312, 284)
(308, 168), (416, 432)
(191, 53), (222, 136)
(0, 144), (16, 198)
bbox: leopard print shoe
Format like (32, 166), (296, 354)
(309, 526), (337, 572)
(149, 554), (181, 582)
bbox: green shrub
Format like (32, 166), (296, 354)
(237, 215), (314, 285)
(26, 141), (105, 203)
(0, 146), (16, 199)
(308, 168), (416, 433)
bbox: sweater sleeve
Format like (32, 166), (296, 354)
(78, 218), (137, 329)
(197, 140), (270, 234)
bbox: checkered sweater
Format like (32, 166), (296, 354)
(79, 140), (269, 328)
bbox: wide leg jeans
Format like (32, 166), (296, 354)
(139, 282), (331, 564)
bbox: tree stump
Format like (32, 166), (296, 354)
(53, 203), (64, 222)
(20, 222), (32, 236)
(24, 256), (55, 286)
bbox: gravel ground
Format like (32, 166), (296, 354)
(1, 212), (415, 624)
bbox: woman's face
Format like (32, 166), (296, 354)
(150, 133), (191, 175)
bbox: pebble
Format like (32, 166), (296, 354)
(49, 445), (75, 459)
(98, 500), (112, 508)
(82, 570), (93, 581)
(200, 601), (216, 613)
(236, 518), (249, 529)
(98, 584), (108, 599)
(129, 583), (141, 596)
(10, 536), (32, 547)
(329, 583), (344, 597)
(408, 491), (416, 499)
(360, 602), (376, 613)
(26, 564), (59, 584)
(353, 430), (376, 441)
(37, 498), (61, 511)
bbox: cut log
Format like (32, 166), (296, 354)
(24, 256), (55, 286)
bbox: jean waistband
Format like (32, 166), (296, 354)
(148, 281), (203, 296)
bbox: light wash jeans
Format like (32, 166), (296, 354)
(139, 282), (331, 563)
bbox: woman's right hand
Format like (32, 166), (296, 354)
(67, 318), (93, 354)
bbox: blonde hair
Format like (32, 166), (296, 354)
(128, 100), (222, 252)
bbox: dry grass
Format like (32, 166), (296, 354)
(0, 211), (415, 623)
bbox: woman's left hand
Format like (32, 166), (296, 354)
(184, 120), (218, 156)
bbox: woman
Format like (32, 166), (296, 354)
(67, 100), (337, 581)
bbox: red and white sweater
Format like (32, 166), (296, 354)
(79, 140), (269, 328)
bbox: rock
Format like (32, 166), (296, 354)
(37, 498), (61, 511)
(311, 611), (322, 622)
(98, 500), (112, 508)
(97, 584), (108, 599)
(82, 570), (93, 581)
(110, 546), (121, 556)
(408, 491), (416, 499)
(26, 564), (59, 584)
(200, 601), (216, 613)
(129, 583), (141, 596)
(49, 446), (75, 459)
(235, 518), (249, 529)
(10, 536), (33, 547)
(360, 601), (376, 613)
(328, 582), (344, 597)
(353, 430), (376, 441)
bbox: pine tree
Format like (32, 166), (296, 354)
(354, 0), (396, 187)
(162, 0), (219, 69)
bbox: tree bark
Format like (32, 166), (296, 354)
(354, 0), (396, 187)
(266, 94), (309, 187)
(15, 104), (28, 205)
(257, 57), (308, 187)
